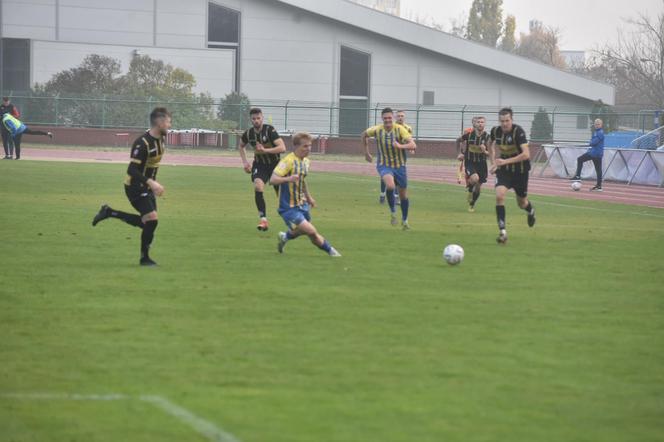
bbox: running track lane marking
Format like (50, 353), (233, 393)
(0, 392), (240, 442)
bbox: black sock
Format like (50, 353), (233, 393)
(523, 202), (534, 214)
(472, 189), (480, 205)
(496, 205), (506, 230)
(109, 208), (143, 227)
(141, 220), (158, 258)
(255, 191), (266, 218)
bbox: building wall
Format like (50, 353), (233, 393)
(3, 0), (596, 140)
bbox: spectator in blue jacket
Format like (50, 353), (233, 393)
(570, 118), (605, 191)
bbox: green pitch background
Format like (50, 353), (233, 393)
(1, 160), (663, 442)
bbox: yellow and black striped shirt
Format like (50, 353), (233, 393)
(241, 124), (282, 165)
(490, 124), (531, 173)
(462, 130), (490, 163)
(124, 132), (164, 188)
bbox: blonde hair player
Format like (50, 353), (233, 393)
(272, 132), (341, 257)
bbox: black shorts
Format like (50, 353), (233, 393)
(465, 160), (488, 184)
(251, 161), (279, 184)
(125, 185), (157, 216)
(495, 168), (529, 198)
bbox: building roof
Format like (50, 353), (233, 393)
(275, 0), (615, 104)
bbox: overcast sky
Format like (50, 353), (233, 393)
(401, 0), (661, 51)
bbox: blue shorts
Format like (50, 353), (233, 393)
(377, 165), (408, 189)
(279, 205), (311, 229)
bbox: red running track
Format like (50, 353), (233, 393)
(21, 148), (664, 209)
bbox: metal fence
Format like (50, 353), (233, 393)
(3, 93), (659, 143)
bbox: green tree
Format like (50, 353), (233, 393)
(467, 0), (504, 47)
(530, 107), (553, 142)
(590, 100), (618, 133)
(500, 15), (516, 52)
(40, 54), (121, 95)
(217, 92), (251, 130)
(32, 54), (219, 129)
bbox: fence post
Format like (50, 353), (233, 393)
(329, 104), (333, 136)
(284, 100), (289, 132)
(101, 95), (106, 128)
(415, 104), (421, 141)
(460, 105), (466, 134)
(54, 95), (59, 126)
(551, 106), (557, 142)
(147, 96), (153, 128)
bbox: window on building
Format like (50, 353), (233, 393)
(340, 46), (370, 97)
(208, 2), (240, 92)
(423, 90), (435, 106)
(576, 115), (589, 130)
(2, 38), (30, 92)
(208, 2), (240, 44)
(339, 46), (370, 135)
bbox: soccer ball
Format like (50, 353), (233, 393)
(571, 181), (582, 191)
(443, 244), (464, 266)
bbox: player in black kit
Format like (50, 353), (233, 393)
(91, 108), (171, 266)
(239, 108), (286, 232)
(457, 116), (490, 212)
(489, 108), (536, 244)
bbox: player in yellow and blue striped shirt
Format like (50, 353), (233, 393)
(272, 132), (341, 257)
(378, 110), (413, 205)
(362, 107), (416, 229)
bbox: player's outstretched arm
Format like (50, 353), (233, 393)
(361, 131), (373, 163)
(303, 181), (316, 208)
(489, 141), (497, 173)
(238, 141), (252, 173)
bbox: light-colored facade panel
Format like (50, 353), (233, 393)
(59, 7), (154, 34)
(3, 2), (56, 28)
(157, 0), (206, 14)
(157, 12), (206, 38)
(3, 24), (56, 41)
(57, 28), (154, 46)
(59, 0), (153, 11)
(155, 34), (205, 50)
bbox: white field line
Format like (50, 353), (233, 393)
(140, 395), (240, 442)
(0, 392), (239, 442)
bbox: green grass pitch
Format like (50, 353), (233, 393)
(1, 160), (663, 442)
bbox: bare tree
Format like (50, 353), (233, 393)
(595, 5), (664, 107)
(515, 23), (567, 69)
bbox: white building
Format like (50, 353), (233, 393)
(1, 0), (614, 137)
(561, 51), (587, 69)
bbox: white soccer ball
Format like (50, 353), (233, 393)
(443, 244), (464, 266)
(571, 181), (582, 191)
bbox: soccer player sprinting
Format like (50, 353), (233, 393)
(456, 116), (490, 212)
(1, 113), (52, 160)
(362, 107), (417, 230)
(273, 132), (341, 257)
(92, 108), (171, 266)
(239, 108), (287, 232)
(489, 108), (536, 244)
(379, 110), (413, 205)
